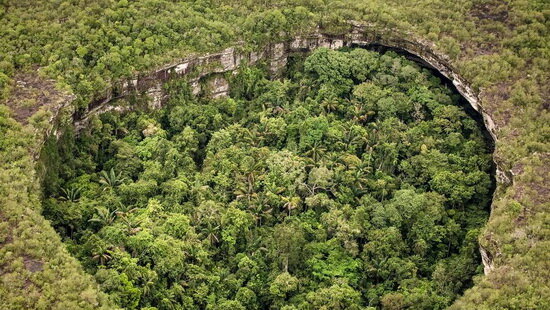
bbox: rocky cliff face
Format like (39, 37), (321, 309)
(76, 24), (498, 139)
(68, 22), (501, 274)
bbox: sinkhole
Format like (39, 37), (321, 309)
(39, 47), (496, 309)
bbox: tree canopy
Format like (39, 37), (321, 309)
(41, 49), (494, 309)
(0, 0), (548, 309)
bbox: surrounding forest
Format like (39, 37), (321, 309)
(42, 49), (493, 309)
(0, 0), (548, 309)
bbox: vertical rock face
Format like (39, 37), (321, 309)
(207, 75), (230, 98)
(270, 43), (288, 76)
(74, 24), (500, 164)
(146, 82), (164, 109)
(73, 24), (499, 152)
(480, 245), (494, 275)
(219, 47), (237, 71)
(191, 80), (202, 96)
(174, 63), (189, 74)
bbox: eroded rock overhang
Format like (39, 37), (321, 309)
(73, 22), (507, 181)
(75, 26), (494, 136)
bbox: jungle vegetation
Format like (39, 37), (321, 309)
(0, 0), (548, 309)
(41, 49), (493, 309)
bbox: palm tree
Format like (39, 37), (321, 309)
(321, 98), (339, 114)
(248, 194), (273, 226)
(202, 222), (220, 247)
(352, 101), (375, 123)
(342, 127), (364, 151)
(235, 182), (258, 203)
(234, 157), (264, 202)
(60, 186), (82, 202)
(324, 152), (343, 169)
(114, 201), (138, 218)
(119, 213), (143, 235)
(351, 163), (372, 197)
(243, 127), (264, 147)
(159, 297), (177, 310)
(304, 141), (327, 163)
(91, 245), (112, 265)
(89, 207), (118, 226)
(99, 168), (125, 190)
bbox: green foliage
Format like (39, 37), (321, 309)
(0, 0), (548, 309)
(0, 106), (111, 308)
(41, 50), (494, 309)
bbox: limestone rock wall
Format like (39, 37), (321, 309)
(75, 24), (498, 150)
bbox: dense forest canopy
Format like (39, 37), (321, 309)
(0, 0), (547, 309)
(41, 49), (494, 309)
(1, 0), (546, 164)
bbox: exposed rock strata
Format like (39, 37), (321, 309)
(74, 24), (499, 145)
(480, 245), (495, 275)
